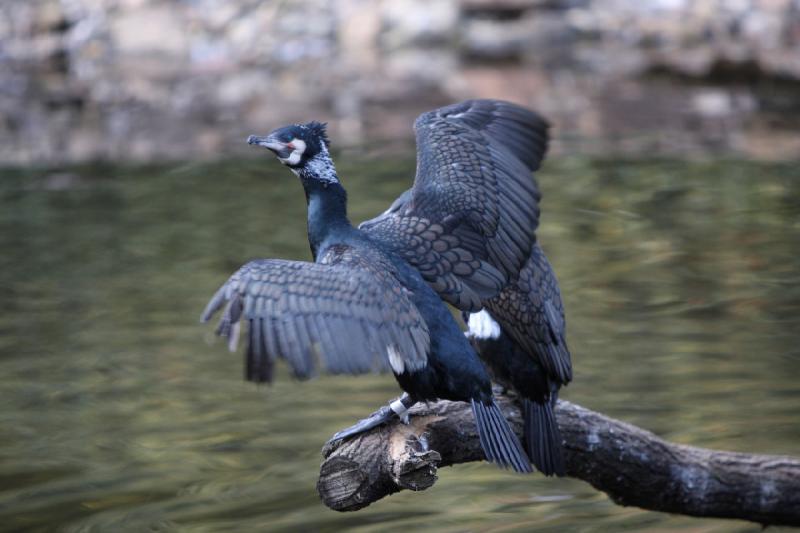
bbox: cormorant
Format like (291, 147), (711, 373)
(362, 196), (572, 476)
(464, 244), (571, 477)
(356, 102), (571, 476)
(201, 100), (554, 473)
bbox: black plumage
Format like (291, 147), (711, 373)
(483, 244), (572, 384)
(359, 101), (572, 476)
(201, 101), (556, 473)
(359, 100), (547, 310)
(201, 247), (429, 382)
(466, 244), (571, 476)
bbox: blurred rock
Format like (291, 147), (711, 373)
(381, 0), (458, 48)
(0, 0), (799, 164)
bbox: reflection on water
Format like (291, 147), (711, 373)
(0, 157), (798, 532)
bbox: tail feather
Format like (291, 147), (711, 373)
(474, 403), (494, 464)
(523, 398), (566, 476)
(485, 403), (516, 465)
(475, 402), (503, 466)
(471, 399), (533, 473)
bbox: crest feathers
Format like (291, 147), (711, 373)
(305, 121), (330, 148)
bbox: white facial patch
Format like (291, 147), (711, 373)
(466, 310), (501, 340)
(387, 345), (405, 374)
(279, 138), (306, 166)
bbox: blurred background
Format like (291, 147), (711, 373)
(1, 1), (799, 532)
(3, 0), (800, 163)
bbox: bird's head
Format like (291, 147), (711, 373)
(247, 121), (330, 170)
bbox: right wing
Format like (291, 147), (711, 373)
(201, 248), (430, 383)
(360, 99), (548, 311)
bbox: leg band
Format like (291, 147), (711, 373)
(390, 398), (408, 417)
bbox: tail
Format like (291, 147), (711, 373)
(471, 399), (532, 473)
(523, 398), (566, 476)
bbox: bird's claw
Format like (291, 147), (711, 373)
(326, 406), (395, 444)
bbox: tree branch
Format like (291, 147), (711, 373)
(318, 397), (800, 527)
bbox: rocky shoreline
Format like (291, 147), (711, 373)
(2, 0), (799, 164)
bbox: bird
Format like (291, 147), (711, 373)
(357, 102), (571, 476)
(201, 99), (554, 473)
(363, 193), (572, 476)
(463, 244), (571, 477)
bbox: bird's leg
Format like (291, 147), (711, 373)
(390, 395), (414, 424)
(327, 393), (417, 443)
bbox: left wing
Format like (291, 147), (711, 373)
(201, 246), (430, 383)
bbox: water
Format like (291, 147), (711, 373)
(1, 156), (798, 532)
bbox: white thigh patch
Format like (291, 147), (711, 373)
(466, 310), (501, 340)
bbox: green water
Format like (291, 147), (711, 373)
(1, 156), (798, 532)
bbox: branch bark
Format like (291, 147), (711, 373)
(318, 397), (800, 527)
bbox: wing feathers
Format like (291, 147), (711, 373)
(485, 244), (573, 385)
(202, 253), (430, 383)
(361, 99), (547, 310)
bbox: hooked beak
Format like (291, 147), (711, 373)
(247, 135), (291, 158)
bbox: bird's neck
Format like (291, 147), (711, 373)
(298, 154), (351, 259)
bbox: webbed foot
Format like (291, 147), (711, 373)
(327, 405), (396, 443)
(327, 393), (417, 443)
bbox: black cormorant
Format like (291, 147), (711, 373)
(357, 102), (572, 476)
(202, 100), (555, 473)
(362, 198), (571, 476)
(463, 245), (571, 476)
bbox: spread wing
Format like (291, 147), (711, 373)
(484, 244), (572, 384)
(360, 99), (548, 311)
(201, 247), (429, 383)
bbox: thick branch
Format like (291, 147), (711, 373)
(318, 398), (800, 527)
